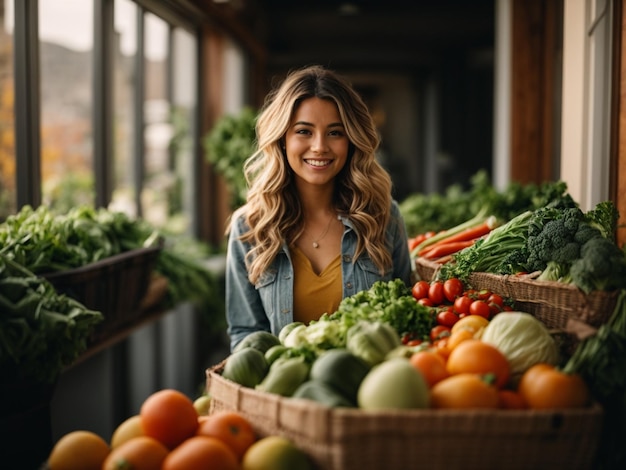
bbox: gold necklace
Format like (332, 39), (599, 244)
(306, 213), (334, 249)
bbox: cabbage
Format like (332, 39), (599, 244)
(480, 312), (559, 384)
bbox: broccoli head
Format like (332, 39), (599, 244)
(495, 246), (530, 275)
(569, 237), (626, 293)
(525, 209), (584, 272)
(573, 223), (603, 245)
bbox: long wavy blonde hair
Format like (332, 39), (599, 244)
(231, 65), (393, 285)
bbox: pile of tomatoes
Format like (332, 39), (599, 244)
(406, 278), (515, 347)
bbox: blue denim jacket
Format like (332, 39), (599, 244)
(225, 200), (412, 351)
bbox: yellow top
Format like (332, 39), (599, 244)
(290, 246), (342, 324)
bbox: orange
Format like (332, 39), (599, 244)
(518, 363), (590, 409)
(102, 435), (169, 470)
(47, 430), (110, 470)
(446, 339), (510, 388)
(196, 410), (257, 461)
(140, 389), (199, 449)
(430, 373), (500, 409)
(451, 315), (489, 335)
(162, 435), (239, 470)
(110, 414), (144, 449)
(409, 350), (449, 388)
(445, 328), (475, 352)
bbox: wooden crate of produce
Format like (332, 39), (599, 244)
(206, 362), (603, 470)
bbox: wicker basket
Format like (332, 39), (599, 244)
(413, 258), (619, 335)
(206, 362), (603, 470)
(413, 257), (440, 282)
(42, 245), (162, 340)
(467, 272), (618, 330)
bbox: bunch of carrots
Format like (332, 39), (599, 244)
(409, 213), (500, 264)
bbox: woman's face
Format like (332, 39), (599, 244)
(284, 97), (350, 190)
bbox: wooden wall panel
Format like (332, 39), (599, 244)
(510, 0), (560, 184)
(616, 0), (626, 248)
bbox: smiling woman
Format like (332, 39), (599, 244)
(224, 65), (412, 351)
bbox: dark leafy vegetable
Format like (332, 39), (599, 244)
(0, 205), (158, 273)
(563, 289), (626, 404)
(563, 289), (626, 470)
(0, 254), (103, 383)
(0, 205), (225, 331)
(399, 170), (572, 235)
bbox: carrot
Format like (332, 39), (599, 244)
(411, 211), (494, 257)
(421, 240), (476, 259)
(416, 218), (496, 257)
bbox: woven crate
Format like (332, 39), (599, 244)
(413, 258), (619, 334)
(467, 272), (618, 331)
(206, 362), (602, 470)
(413, 257), (440, 282)
(42, 245), (162, 339)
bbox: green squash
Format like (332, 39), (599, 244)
(234, 330), (282, 354)
(292, 380), (355, 408)
(309, 348), (370, 403)
(222, 347), (269, 388)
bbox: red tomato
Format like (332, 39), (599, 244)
(453, 295), (473, 315)
(401, 332), (417, 345)
(411, 280), (430, 300)
(428, 281), (445, 305)
(443, 278), (464, 303)
(487, 293), (504, 307)
(469, 299), (491, 319)
(488, 302), (503, 316)
(475, 289), (492, 301)
(418, 297), (434, 307)
(430, 325), (451, 342)
(436, 307), (459, 328)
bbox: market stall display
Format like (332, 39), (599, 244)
(25, 176), (626, 469)
(204, 274), (626, 469)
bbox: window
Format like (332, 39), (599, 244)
(110, 0), (138, 216)
(0, 0), (15, 220)
(169, 27), (198, 235)
(6, 0), (201, 237)
(39, 0), (95, 212)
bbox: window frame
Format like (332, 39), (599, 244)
(12, 0), (204, 235)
